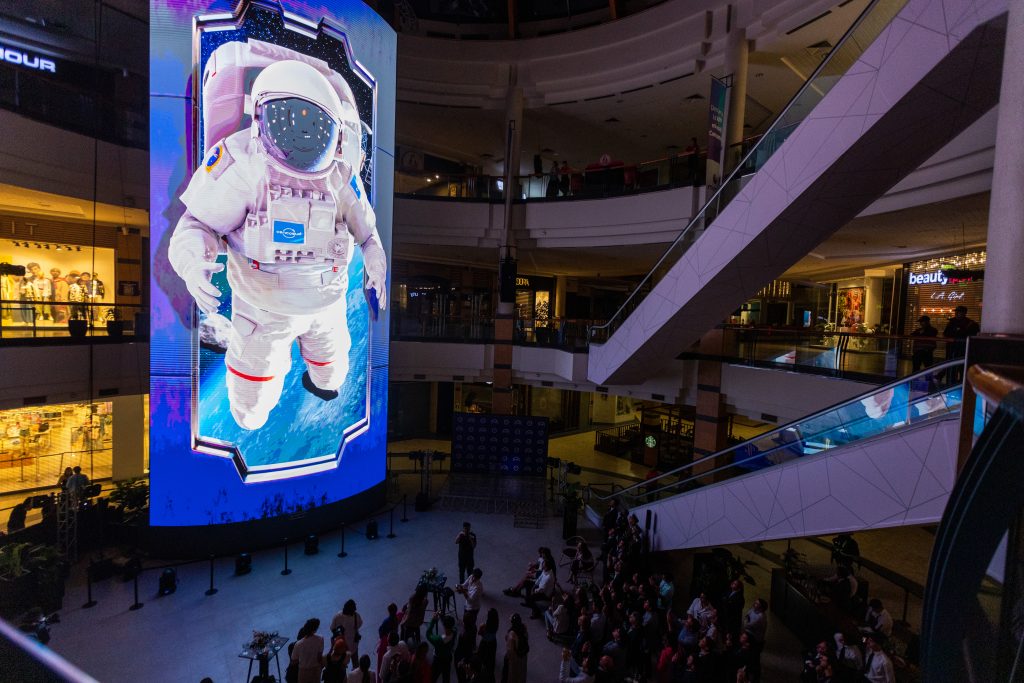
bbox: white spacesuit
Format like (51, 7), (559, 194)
(169, 59), (387, 431)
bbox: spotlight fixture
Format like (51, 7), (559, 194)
(235, 553), (252, 575)
(55, 245), (62, 251)
(44, 244), (50, 249)
(157, 568), (178, 596)
(304, 534), (319, 555)
(76, 246), (81, 252)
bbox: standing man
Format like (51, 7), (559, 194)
(943, 305), (980, 360)
(862, 633), (895, 683)
(456, 567), (483, 632)
(455, 521), (477, 583)
(909, 315), (938, 371)
(743, 598), (768, 682)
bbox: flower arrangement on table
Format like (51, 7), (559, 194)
(247, 630), (279, 654)
(418, 567), (446, 589)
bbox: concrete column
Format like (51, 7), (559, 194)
(725, 27), (749, 170)
(110, 394), (145, 481)
(982, 0), (1024, 335)
(692, 330), (729, 475)
(863, 273), (885, 328)
(554, 276), (567, 318)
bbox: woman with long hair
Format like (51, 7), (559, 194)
(476, 608), (500, 683)
(501, 613), (528, 683)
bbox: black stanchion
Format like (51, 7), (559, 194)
(387, 507), (396, 539)
(281, 539), (292, 576)
(82, 568), (97, 609)
(401, 493), (409, 523)
(205, 556), (218, 596)
(337, 523), (348, 558)
(129, 573), (143, 611)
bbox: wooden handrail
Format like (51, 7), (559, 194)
(968, 364), (1024, 406)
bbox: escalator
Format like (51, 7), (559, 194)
(587, 0), (1006, 385)
(594, 360), (964, 551)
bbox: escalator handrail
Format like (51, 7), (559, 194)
(588, 0), (889, 343)
(595, 358), (964, 503)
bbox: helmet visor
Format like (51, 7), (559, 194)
(258, 97), (340, 173)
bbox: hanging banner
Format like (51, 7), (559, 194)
(707, 76), (730, 169)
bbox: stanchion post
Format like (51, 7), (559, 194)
(281, 538), (292, 576)
(387, 507), (396, 539)
(337, 523), (348, 558)
(401, 493), (409, 523)
(82, 566), (97, 608)
(129, 573), (143, 611)
(205, 555), (218, 596)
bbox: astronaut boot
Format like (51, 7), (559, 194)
(302, 370), (339, 401)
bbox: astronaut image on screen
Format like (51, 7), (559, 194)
(169, 49), (387, 432)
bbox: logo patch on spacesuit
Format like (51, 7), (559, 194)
(273, 220), (305, 244)
(204, 145), (223, 173)
(349, 175), (361, 200)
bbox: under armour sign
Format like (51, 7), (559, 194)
(272, 220), (305, 244)
(0, 45), (56, 73)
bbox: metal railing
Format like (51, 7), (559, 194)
(693, 325), (962, 381)
(396, 150), (705, 202)
(592, 359), (963, 510)
(391, 314), (600, 351)
(0, 300), (148, 342)
(588, 0), (907, 346)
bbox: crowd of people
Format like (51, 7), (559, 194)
(272, 500), (782, 683)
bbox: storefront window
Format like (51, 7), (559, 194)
(904, 250), (985, 334)
(1, 238), (116, 331)
(0, 399), (112, 497)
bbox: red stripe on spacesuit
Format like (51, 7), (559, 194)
(303, 357), (333, 367)
(227, 365), (275, 382)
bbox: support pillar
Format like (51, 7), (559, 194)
(863, 272), (886, 329)
(111, 394), (145, 481)
(724, 26), (749, 171)
(692, 330), (729, 475)
(957, 1), (1024, 469)
(981, 0), (1024, 336)
(554, 276), (566, 319)
(491, 76), (524, 415)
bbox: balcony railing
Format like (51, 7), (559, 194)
(397, 150), (705, 202)
(0, 301), (147, 343)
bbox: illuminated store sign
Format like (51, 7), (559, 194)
(0, 45), (56, 73)
(909, 270), (948, 286)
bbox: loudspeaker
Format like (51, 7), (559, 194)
(235, 553), (252, 576)
(158, 568), (177, 596)
(366, 520), (379, 540)
(499, 257), (517, 303)
(415, 492), (431, 511)
(304, 534), (319, 555)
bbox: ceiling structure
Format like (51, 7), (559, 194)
(395, 0), (871, 172)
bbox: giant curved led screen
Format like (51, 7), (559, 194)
(149, 0), (395, 525)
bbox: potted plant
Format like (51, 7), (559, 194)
(105, 307), (124, 338)
(108, 478), (149, 524)
(68, 316), (88, 338)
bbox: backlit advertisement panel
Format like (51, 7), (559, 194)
(150, 0), (395, 525)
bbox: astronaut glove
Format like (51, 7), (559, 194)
(182, 260), (225, 315)
(364, 264), (387, 312)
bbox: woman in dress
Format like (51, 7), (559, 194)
(331, 599), (365, 670)
(290, 618), (325, 683)
(402, 586), (430, 644)
(501, 613), (528, 683)
(476, 608), (499, 683)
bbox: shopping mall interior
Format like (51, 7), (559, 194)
(1, 0), (1023, 681)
